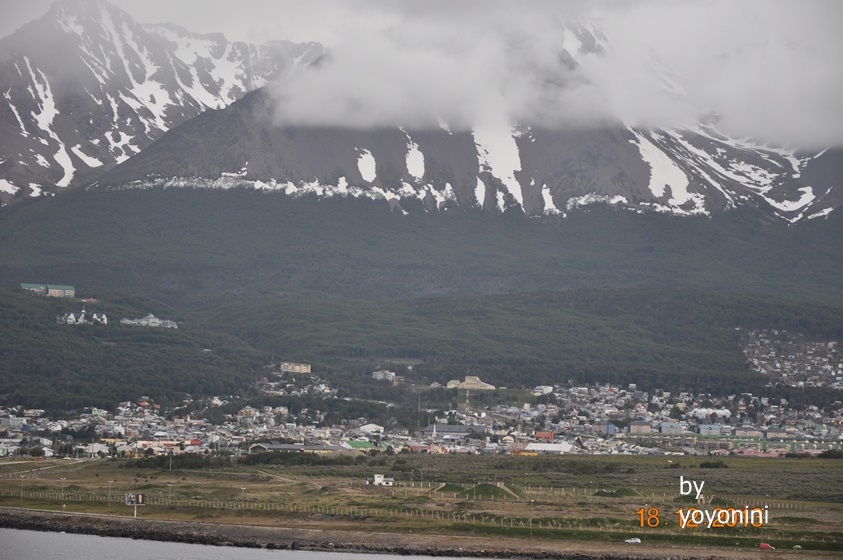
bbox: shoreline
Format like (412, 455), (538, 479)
(0, 507), (823, 559)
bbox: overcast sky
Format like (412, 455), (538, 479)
(2, 0), (842, 146)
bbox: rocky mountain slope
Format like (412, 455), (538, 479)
(93, 85), (842, 222)
(1, 0), (840, 223)
(0, 0), (322, 203)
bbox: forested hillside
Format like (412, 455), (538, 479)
(1, 189), (842, 304)
(2, 189), (842, 408)
(0, 289), (264, 409)
(3, 283), (841, 409)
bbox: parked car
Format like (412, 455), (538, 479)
(625, 538), (642, 544)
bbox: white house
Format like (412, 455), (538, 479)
(359, 423), (385, 435)
(366, 474), (395, 486)
(524, 442), (574, 454)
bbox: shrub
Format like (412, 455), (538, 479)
(818, 449), (843, 459)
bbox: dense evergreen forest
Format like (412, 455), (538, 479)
(1, 189), (841, 410)
(3, 285), (841, 410)
(1, 189), (842, 304)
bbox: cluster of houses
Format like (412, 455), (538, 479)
(3, 374), (841, 460)
(57, 307), (108, 325)
(53, 309), (180, 330)
(489, 383), (843, 456)
(257, 370), (336, 399)
(18, 284), (180, 332)
(742, 328), (842, 389)
(120, 313), (178, 329)
(2, 331), (841, 460)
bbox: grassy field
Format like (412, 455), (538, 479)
(1, 454), (841, 551)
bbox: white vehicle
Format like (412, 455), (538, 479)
(625, 537), (642, 544)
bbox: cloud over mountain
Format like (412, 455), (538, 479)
(267, 0), (843, 147)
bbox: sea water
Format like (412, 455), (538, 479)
(0, 528), (486, 560)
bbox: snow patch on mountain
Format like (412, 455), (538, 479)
(771, 187), (815, 213)
(425, 182), (456, 209)
(566, 193), (628, 211)
(541, 184), (561, 215)
(692, 124), (803, 177)
(71, 145), (103, 168)
(101, 13), (174, 132)
(357, 149), (377, 182)
(630, 129), (690, 204)
(24, 57), (74, 187)
(475, 178), (485, 209)
(149, 26), (229, 110)
(56, 10), (85, 36)
(106, 130), (137, 164)
(496, 190), (506, 211)
(144, 24), (264, 112)
(0, 179), (19, 194)
(473, 122), (524, 208)
(405, 134), (424, 181)
(114, 173), (461, 213)
(562, 26), (583, 58)
(665, 129), (814, 214)
(4, 88), (28, 136)
(437, 117), (452, 135)
(805, 205), (835, 220)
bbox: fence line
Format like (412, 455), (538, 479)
(0, 485), (804, 527)
(0, 488), (600, 529)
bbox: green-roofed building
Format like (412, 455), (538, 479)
(345, 440), (375, 451)
(20, 283), (75, 297)
(20, 283), (47, 295)
(46, 284), (75, 297)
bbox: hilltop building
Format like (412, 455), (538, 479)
(280, 362), (311, 374)
(21, 283), (75, 297)
(57, 308), (108, 325)
(120, 314), (178, 328)
(372, 369), (396, 381)
(447, 376), (496, 390)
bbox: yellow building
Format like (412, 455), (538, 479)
(280, 362), (311, 374)
(447, 375), (495, 390)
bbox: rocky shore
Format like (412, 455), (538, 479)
(0, 508), (820, 559)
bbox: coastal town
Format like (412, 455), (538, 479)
(2, 340), (841, 461)
(3, 288), (842, 460)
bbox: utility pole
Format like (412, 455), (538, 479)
(167, 482), (173, 521)
(108, 480), (114, 514)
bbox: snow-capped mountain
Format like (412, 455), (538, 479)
(94, 84), (842, 223)
(0, 0), (323, 203)
(3, 1), (840, 223)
